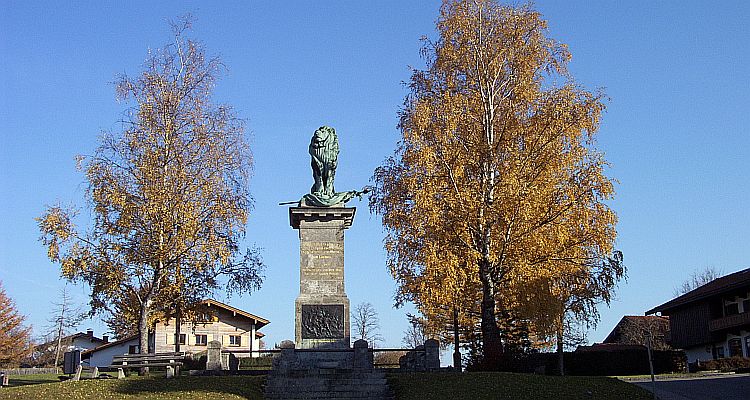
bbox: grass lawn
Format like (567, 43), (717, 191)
(388, 372), (654, 400)
(5, 374), (61, 388)
(0, 375), (265, 400)
(1, 371), (653, 399)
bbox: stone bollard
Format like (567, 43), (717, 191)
(353, 339), (373, 370)
(206, 340), (223, 371)
(424, 339), (440, 370)
(274, 340), (297, 373)
(221, 353), (239, 371)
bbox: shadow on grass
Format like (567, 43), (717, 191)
(112, 375), (265, 399)
(387, 372), (654, 400)
(8, 374), (62, 388)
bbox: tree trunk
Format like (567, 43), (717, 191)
(53, 317), (64, 369)
(453, 306), (461, 371)
(479, 259), (502, 368)
(174, 305), (181, 353)
(556, 324), (565, 376)
(138, 296), (153, 376)
(53, 298), (66, 369)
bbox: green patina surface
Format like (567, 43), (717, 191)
(301, 126), (368, 207)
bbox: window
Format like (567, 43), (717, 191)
(128, 345), (139, 354)
(175, 333), (186, 345)
(724, 302), (739, 316)
(195, 334), (207, 346)
(197, 313), (215, 323)
(229, 335), (241, 346)
(713, 345), (725, 359)
(745, 336), (750, 358)
(728, 338), (742, 357)
(742, 299), (749, 313)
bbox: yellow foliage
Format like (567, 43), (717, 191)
(371, 0), (619, 356)
(37, 20), (263, 346)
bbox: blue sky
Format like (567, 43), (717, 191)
(1, 1), (749, 355)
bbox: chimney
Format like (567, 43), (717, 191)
(87, 329), (93, 337)
(102, 335), (109, 343)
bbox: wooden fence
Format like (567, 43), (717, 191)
(0, 368), (60, 375)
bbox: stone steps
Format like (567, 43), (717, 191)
(264, 368), (394, 400)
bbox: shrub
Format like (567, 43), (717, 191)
(694, 356), (750, 372)
(182, 354), (206, 370)
(239, 355), (274, 370)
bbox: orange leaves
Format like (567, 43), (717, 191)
(372, 1), (620, 350)
(0, 281), (33, 367)
(37, 20), (262, 342)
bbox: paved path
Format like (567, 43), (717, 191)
(632, 374), (750, 400)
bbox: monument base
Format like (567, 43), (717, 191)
(295, 296), (350, 349)
(290, 207), (355, 349)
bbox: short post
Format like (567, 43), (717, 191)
(91, 366), (99, 379)
(0, 372), (8, 387)
(206, 340), (223, 371)
(72, 364), (83, 381)
(275, 340), (297, 373)
(424, 339), (440, 371)
(353, 339), (372, 370)
(166, 365), (175, 379)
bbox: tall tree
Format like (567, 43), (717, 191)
(371, 0), (617, 367)
(526, 251), (625, 375)
(674, 266), (721, 296)
(46, 285), (84, 367)
(402, 314), (428, 349)
(37, 18), (263, 358)
(0, 281), (32, 367)
(351, 302), (383, 347)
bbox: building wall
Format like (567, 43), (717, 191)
(668, 302), (712, 348)
(154, 308), (258, 354)
(83, 338), (138, 368)
(683, 345), (713, 363)
(683, 329), (750, 363)
(71, 336), (105, 351)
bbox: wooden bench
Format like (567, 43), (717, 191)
(109, 352), (185, 379)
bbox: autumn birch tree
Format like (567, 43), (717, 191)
(38, 19), (263, 358)
(371, 0), (618, 367)
(525, 251), (625, 375)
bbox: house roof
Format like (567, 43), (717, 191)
(201, 299), (269, 328)
(576, 343), (647, 352)
(603, 315), (669, 344)
(81, 334), (138, 357)
(646, 267), (750, 315)
(36, 331), (107, 350)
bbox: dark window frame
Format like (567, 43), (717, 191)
(724, 302), (739, 316)
(728, 338), (742, 357)
(195, 334), (208, 346)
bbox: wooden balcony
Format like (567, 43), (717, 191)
(709, 312), (750, 332)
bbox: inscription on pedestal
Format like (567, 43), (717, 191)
(301, 304), (344, 339)
(301, 241), (344, 283)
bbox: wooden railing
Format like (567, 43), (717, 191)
(709, 311), (750, 331)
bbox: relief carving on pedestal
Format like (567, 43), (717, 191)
(301, 304), (344, 339)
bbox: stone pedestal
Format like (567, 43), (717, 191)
(206, 340), (222, 371)
(290, 206), (355, 349)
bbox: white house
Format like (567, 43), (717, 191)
(647, 268), (750, 363)
(82, 299), (268, 367)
